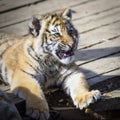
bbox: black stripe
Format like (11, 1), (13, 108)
(52, 17), (58, 25)
(27, 47), (42, 63)
(63, 72), (73, 82)
(21, 69), (35, 78)
(46, 29), (51, 33)
(26, 61), (39, 73)
(57, 71), (74, 87)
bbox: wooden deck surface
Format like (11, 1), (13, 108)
(0, 0), (120, 86)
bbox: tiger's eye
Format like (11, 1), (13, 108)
(69, 29), (74, 34)
(54, 33), (61, 37)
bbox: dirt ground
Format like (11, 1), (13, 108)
(45, 76), (120, 108)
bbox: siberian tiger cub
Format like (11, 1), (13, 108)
(0, 9), (101, 120)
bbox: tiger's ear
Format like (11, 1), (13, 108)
(62, 8), (72, 20)
(29, 16), (41, 36)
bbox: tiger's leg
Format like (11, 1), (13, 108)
(0, 90), (22, 120)
(11, 70), (49, 120)
(63, 72), (101, 109)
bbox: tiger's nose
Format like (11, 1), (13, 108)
(68, 43), (75, 50)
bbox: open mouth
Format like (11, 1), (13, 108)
(56, 50), (74, 59)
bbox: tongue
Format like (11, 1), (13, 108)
(64, 53), (69, 57)
(61, 52), (70, 58)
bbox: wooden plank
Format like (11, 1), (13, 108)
(88, 69), (120, 86)
(72, 0), (120, 20)
(0, 0), (88, 28)
(0, 0), (46, 13)
(1, 5), (119, 36)
(78, 52), (120, 82)
(0, 0), (120, 29)
(76, 36), (120, 64)
(73, 6), (120, 34)
(89, 90), (120, 111)
(86, 90), (120, 120)
(0, 0), (120, 39)
(79, 20), (120, 49)
(0, 21), (28, 35)
(104, 90), (120, 98)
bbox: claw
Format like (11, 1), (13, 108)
(73, 90), (101, 110)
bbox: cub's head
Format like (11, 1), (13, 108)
(29, 9), (79, 65)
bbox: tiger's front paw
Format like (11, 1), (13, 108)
(73, 90), (101, 110)
(26, 108), (49, 120)
(26, 100), (49, 120)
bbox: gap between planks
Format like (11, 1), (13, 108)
(79, 52), (120, 80)
(0, 0), (47, 14)
(0, 0), (119, 29)
(76, 36), (120, 65)
(0, 0), (91, 28)
(0, 0), (93, 14)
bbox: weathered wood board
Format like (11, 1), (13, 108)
(79, 21), (120, 49)
(88, 69), (120, 86)
(76, 37), (120, 64)
(79, 52), (120, 82)
(74, 6), (120, 34)
(0, 0), (47, 13)
(0, 0), (120, 34)
(0, 0), (87, 28)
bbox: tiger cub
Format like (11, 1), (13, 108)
(0, 9), (101, 120)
